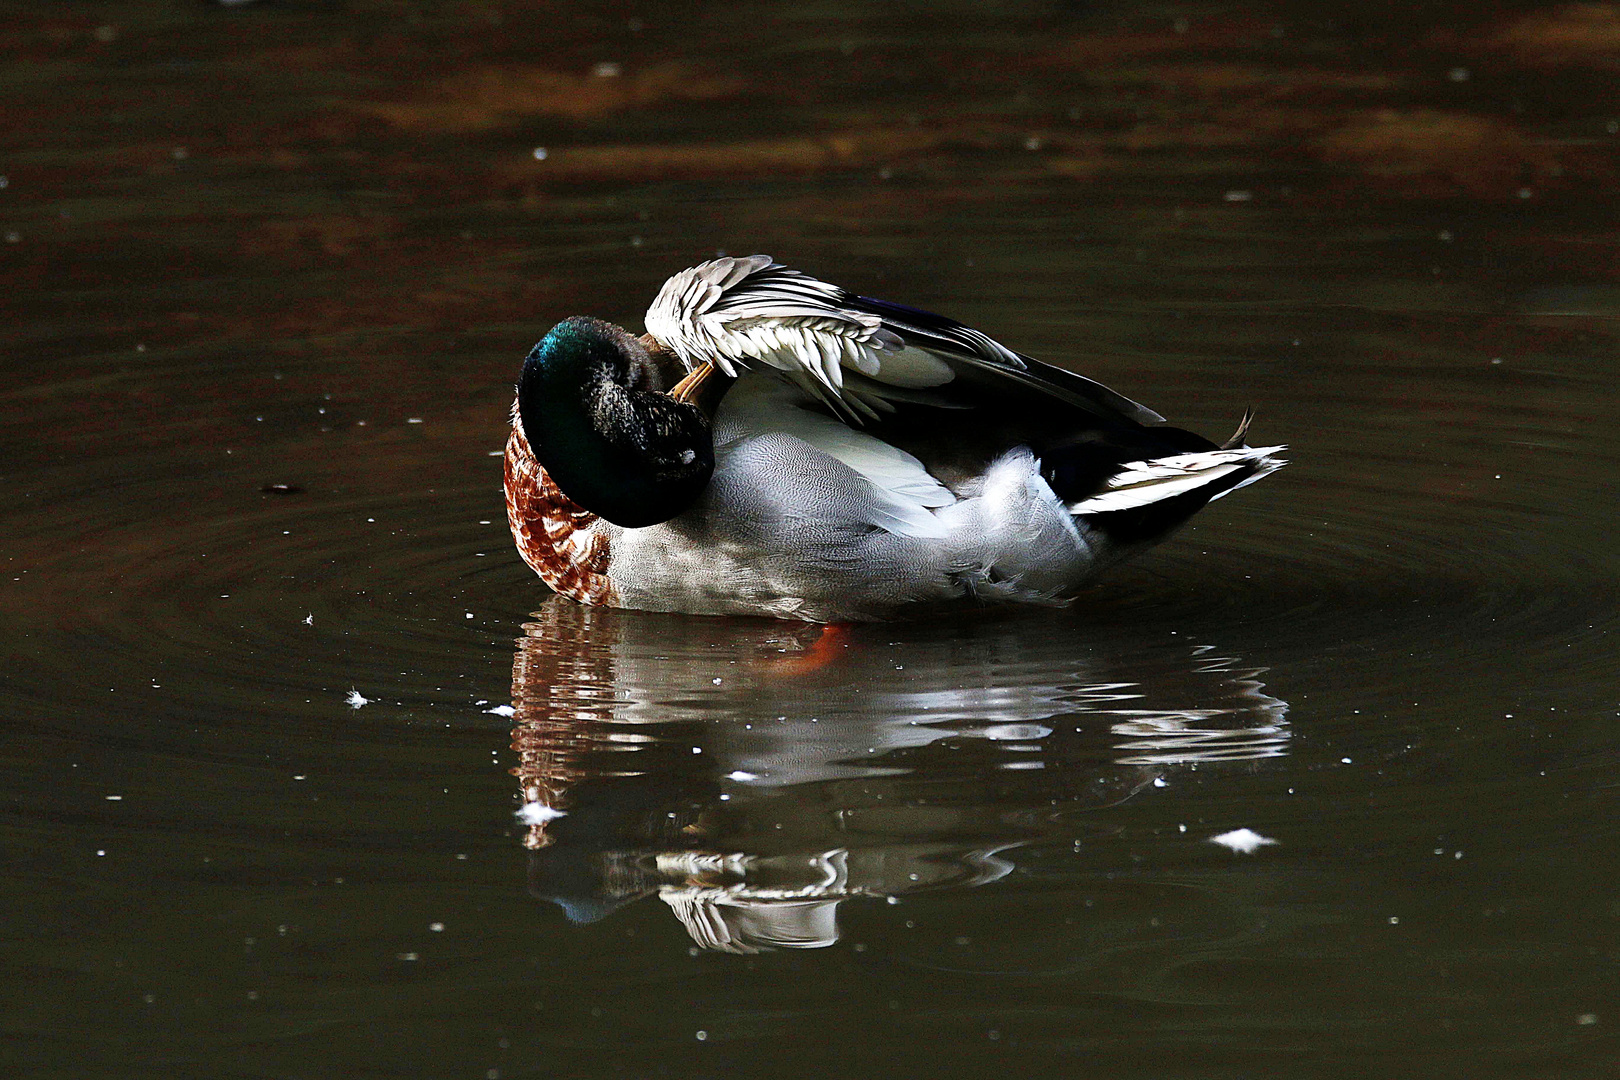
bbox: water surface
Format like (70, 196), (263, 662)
(3, 2), (1619, 1077)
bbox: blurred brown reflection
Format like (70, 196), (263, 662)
(506, 600), (1287, 952)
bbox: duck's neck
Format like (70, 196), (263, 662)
(518, 317), (716, 528)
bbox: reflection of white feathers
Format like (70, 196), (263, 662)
(515, 802), (567, 825)
(662, 895), (842, 954)
(649, 846), (1017, 952)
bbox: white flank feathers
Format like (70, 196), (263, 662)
(719, 378), (952, 538)
(1067, 446), (1287, 515)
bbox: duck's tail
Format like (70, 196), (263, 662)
(1065, 444), (1287, 517)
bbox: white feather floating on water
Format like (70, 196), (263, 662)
(1208, 828), (1278, 854)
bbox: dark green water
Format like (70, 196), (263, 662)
(3, 2), (1619, 1077)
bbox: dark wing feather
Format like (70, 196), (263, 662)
(841, 293), (1166, 425)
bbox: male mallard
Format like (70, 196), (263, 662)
(504, 255), (1284, 621)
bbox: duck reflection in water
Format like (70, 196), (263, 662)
(507, 599), (1288, 953)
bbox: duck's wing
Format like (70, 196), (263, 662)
(643, 255), (1164, 425)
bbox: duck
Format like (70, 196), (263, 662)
(503, 255), (1284, 622)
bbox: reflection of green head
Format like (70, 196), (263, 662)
(518, 317), (714, 527)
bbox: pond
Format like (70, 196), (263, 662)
(3, 2), (1618, 1077)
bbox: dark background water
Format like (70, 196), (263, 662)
(3, 1), (1619, 1077)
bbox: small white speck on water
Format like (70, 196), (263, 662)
(293, 775), (306, 781)
(1152, 777), (1167, 788)
(96, 849), (106, 856)
(346, 690), (370, 708)
(592, 61), (622, 77)
(532, 147), (548, 160)
(1577, 1013), (1598, 1025)
(1448, 66), (1470, 81)
(429, 922), (445, 932)
(465, 612), (474, 619)
(1341, 757), (1353, 764)
(1389, 916), (1400, 925)
(407, 417), (423, 424)
(397, 952), (418, 961)
(691, 746), (702, 754)
(1224, 189), (1253, 202)
(303, 614), (314, 626)
(1209, 828), (1277, 854)
(695, 1030), (708, 1041)
(711, 677), (722, 685)
(105, 795), (122, 801)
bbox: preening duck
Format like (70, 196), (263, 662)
(504, 255), (1284, 621)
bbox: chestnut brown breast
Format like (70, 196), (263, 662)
(503, 413), (618, 608)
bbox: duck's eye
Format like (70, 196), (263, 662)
(679, 449), (696, 465)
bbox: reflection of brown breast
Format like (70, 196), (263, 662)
(503, 409), (618, 607)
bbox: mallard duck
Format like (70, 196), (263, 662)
(504, 255), (1284, 621)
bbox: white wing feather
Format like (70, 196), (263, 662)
(1067, 446), (1287, 515)
(645, 256), (900, 414)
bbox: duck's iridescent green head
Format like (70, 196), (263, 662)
(518, 316), (715, 528)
